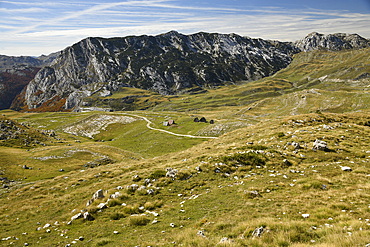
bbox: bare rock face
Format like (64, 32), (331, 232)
(19, 31), (300, 111)
(14, 31), (369, 112)
(0, 53), (59, 110)
(295, 32), (370, 52)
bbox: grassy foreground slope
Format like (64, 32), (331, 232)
(0, 48), (369, 246)
(0, 111), (369, 246)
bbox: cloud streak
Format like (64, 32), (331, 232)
(1, 0), (369, 56)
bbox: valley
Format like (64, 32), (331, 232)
(0, 33), (369, 246)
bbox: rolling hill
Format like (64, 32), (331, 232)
(0, 33), (369, 247)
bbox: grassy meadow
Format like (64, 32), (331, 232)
(0, 48), (369, 246)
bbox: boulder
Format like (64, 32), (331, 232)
(219, 237), (232, 244)
(92, 189), (104, 200)
(126, 184), (139, 192)
(302, 213), (310, 218)
(97, 203), (107, 210)
(83, 212), (94, 221)
(341, 166), (352, 172)
(252, 226), (265, 237)
(71, 213), (83, 221)
(313, 139), (328, 151)
(166, 168), (178, 178)
(245, 190), (261, 199)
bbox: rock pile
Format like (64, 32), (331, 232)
(313, 139), (328, 151)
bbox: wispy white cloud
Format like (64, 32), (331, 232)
(0, 7), (46, 13)
(1, 0), (369, 56)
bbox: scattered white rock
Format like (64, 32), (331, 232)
(97, 203), (108, 209)
(71, 213), (83, 221)
(92, 189), (104, 200)
(166, 168), (178, 178)
(170, 223), (176, 228)
(83, 212), (94, 221)
(252, 226), (265, 237)
(302, 214), (310, 218)
(219, 237), (232, 244)
(341, 166), (352, 171)
(43, 223), (51, 228)
(313, 139), (328, 151)
(197, 230), (206, 237)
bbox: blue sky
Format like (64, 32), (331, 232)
(1, 0), (369, 56)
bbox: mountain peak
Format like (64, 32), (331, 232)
(295, 32), (369, 51)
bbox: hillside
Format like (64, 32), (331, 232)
(0, 53), (59, 110)
(0, 110), (369, 246)
(12, 31), (369, 112)
(0, 36), (369, 246)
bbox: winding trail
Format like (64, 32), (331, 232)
(121, 113), (217, 139)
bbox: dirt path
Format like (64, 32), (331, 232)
(121, 113), (217, 139)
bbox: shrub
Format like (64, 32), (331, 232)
(248, 145), (269, 150)
(301, 180), (326, 190)
(144, 200), (163, 210)
(277, 132), (285, 138)
(176, 170), (192, 180)
(110, 212), (125, 220)
(149, 169), (166, 179)
(129, 215), (150, 226)
(96, 239), (111, 246)
(219, 153), (266, 167)
(107, 199), (121, 207)
(122, 205), (141, 215)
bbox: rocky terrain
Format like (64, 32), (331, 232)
(0, 53), (59, 110)
(0, 31), (367, 113)
(0, 35), (369, 245)
(11, 31), (367, 112)
(295, 32), (370, 51)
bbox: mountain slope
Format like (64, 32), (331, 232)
(295, 32), (370, 51)
(17, 31), (301, 111)
(15, 31), (369, 112)
(0, 53), (59, 110)
(0, 36), (369, 246)
(151, 47), (370, 114)
(0, 111), (369, 246)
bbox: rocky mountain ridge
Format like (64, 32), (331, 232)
(8, 31), (370, 111)
(295, 32), (370, 51)
(0, 53), (59, 110)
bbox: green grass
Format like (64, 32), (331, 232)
(0, 48), (369, 246)
(1, 111), (369, 246)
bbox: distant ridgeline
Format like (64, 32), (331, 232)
(2, 31), (369, 112)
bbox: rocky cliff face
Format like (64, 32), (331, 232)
(0, 53), (59, 110)
(15, 31), (370, 111)
(20, 31), (300, 111)
(295, 32), (370, 51)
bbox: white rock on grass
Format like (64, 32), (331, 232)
(341, 166), (352, 171)
(97, 203), (107, 209)
(302, 214), (310, 218)
(92, 189), (104, 200)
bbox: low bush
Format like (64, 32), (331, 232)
(148, 169), (166, 179)
(218, 152), (266, 167)
(107, 199), (121, 207)
(122, 204), (141, 215)
(129, 215), (150, 226)
(144, 200), (163, 210)
(110, 212), (125, 220)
